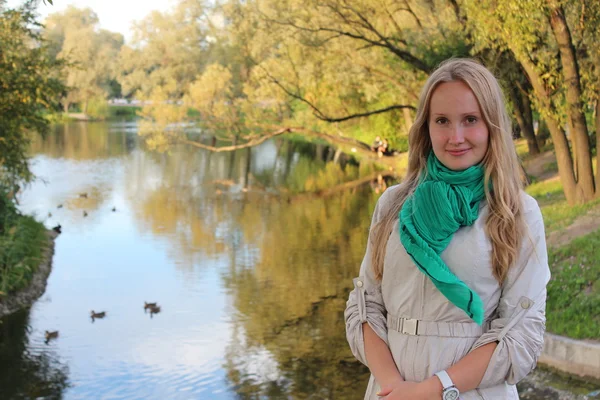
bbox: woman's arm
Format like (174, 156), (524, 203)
(363, 323), (404, 388)
(420, 341), (498, 397)
(345, 187), (405, 390)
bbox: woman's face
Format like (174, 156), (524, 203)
(428, 81), (489, 171)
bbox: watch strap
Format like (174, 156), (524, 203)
(435, 370), (454, 389)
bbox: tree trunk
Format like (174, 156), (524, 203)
(243, 146), (251, 189)
(315, 144), (325, 162)
(549, 5), (596, 200)
(333, 148), (342, 164)
(596, 100), (600, 194)
(518, 57), (578, 204)
(508, 85), (540, 155)
(284, 140), (294, 179)
(63, 101), (70, 113)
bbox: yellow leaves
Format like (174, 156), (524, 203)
(137, 86), (188, 152)
(188, 64), (234, 110)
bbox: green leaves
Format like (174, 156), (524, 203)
(0, 5), (65, 190)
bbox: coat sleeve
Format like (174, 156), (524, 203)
(344, 190), (390, 367)
(471, 194), (551, 387)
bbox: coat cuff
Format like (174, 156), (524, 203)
(344, 277), (388, 366)
(472, 296), (545, 387)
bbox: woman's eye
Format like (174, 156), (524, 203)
(466, 116), (478, 124)
(436, 118), (448, 124)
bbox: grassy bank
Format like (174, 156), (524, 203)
(45, 105), (142, 123)
(0, 198), (48, 296)
(522, 150), (600, 340)
(545, 229), (600, 339)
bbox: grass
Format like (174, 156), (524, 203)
(0, 210), (49, 296)
(546, 229), (600, 339)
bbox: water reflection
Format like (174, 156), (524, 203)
(5, 121), (380, 399)
(0, 309), (70, 399)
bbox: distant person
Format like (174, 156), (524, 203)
(372, 136), (383, 153)
(345, 59), (550, 399)
(377, 138), (389, 157)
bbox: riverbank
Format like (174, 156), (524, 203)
(0, 230), (57, 318)
(46, 105), (142, 123)
(0, 209), (56, 318)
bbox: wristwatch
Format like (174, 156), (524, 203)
(434, 370), (460, 400)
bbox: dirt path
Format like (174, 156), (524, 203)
(521, 150), (600, 247)
(546, 205), (600, 248)
(523, 151), (558, 181)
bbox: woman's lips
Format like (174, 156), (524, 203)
(447, 148), (470, 156)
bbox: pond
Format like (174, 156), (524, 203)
(0, 121), (595, 399)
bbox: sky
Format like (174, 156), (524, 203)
(8, 0), (175, 42)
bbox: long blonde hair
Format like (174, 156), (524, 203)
(371, 58), (524, 285)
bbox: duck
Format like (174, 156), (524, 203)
(90, 310), (106, 321)
(83, 211), (88, 217)
(45, 330), (59, 343)
(111, 207), (116, 212)
(143, 302), (157, 311)
(79, 193), (88, 198)
(148, 305), (161, 318)
(57, 204), (63, 209)
(52, 224), (62, 234)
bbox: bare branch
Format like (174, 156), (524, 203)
(447, 0), (464, 23)
(256, 58), (416, 123)
(315, 104), (416, 122)
(255, 4), (429, 72)
(257, 64), (328, 119)
(401, 0), (423, 28)
(180, 128), (293, 152)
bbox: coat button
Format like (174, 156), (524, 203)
(356, 280), (364, 288)
(521, 299), (531, 309)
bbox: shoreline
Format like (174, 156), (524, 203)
(0, 230), (57, 318)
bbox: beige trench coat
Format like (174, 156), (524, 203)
(345, 184), (551, 400)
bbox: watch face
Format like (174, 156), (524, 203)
(443, 387), (460, 400)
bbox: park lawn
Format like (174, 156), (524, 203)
(545, 229), (600, 339)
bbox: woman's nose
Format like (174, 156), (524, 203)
(448, 126), (465, 144)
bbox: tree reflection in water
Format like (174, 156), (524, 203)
(126, 138), (386, 398)
(219, 189), (379, 399)
(0, 310), (69, 399)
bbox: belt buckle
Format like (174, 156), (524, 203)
(401, 318), (419, 335)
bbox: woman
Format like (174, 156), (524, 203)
(344, 58), (550, 400)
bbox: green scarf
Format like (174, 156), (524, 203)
(399, 153), (486, 325)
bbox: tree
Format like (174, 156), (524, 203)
(464, 0), (599, 204)
(0, 0), (64, 196)
(117, 0), (212, 99)
(134, 0), (474, 160)
(43, 6), (123, 113)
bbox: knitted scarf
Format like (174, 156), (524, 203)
(399, 153), (486, 325)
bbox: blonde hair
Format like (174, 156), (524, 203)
(371, 58), (524, 285)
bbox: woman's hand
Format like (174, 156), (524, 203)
(377, 377), (441, 400)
